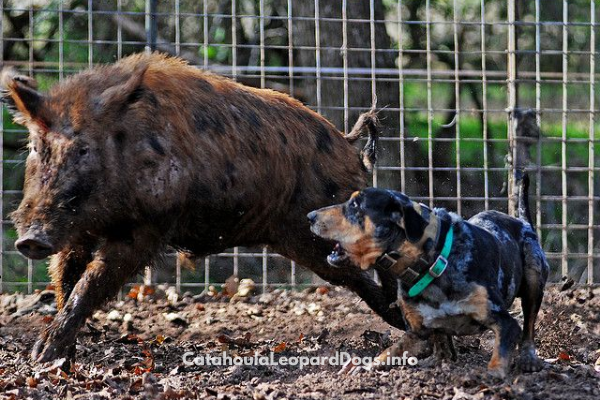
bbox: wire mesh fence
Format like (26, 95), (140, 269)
(0, 0), (598, 293)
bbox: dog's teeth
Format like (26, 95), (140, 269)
(327, 245), (349, 268)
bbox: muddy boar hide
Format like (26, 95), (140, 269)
(5, 62), (166, 260)
(1, 53), (405, 363)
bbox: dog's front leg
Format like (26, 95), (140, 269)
(487, 310), (521, 378)
(431, 333), (456, 361)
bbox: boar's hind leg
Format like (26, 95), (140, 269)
(32, 230), (160, 363)
(48, 244), (95, 310)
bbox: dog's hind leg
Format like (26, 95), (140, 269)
(518, 238), (549, 372)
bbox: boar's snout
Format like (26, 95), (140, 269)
(307, 211), (318, 225)
(15, 232), (55, 260)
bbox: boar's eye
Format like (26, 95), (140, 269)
(78, 147), (89, 157)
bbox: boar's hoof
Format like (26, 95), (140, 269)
(30, 338), (45, 361)
(32, 336), (76, 364)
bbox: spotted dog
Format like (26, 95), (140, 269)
(307, 174), (548, 377)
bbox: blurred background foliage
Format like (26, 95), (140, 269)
(1, 0), (598, 290)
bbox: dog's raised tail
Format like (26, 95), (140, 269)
(517, 171), (534, 227)
(512, 109), (539, 228)
(344, 103), (380, 173)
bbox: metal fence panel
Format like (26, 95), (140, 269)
(0, 0), (598, 293)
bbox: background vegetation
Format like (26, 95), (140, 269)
(1, 0), (598, 291)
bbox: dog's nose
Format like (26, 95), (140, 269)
(307, 211), (318, 224)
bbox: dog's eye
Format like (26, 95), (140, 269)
(349, 200), (359, 209)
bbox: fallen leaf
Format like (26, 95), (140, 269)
(142, 348), (153, 359)
(129, 378), (143, 393)
(127, 285), (141, 299)
(217, 333), (253, 348)
(117, 334), (143, 344)
(13, 376), (25, 386)
(273, 342), (287, 353)
(316, 286), (329, 295)
(141, 285), (155, 296)
(223, 275), (240, 297)
(132, 365), (151, 375)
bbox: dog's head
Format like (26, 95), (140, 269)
(307, 188), (436, 270)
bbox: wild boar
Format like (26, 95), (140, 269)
(1, 53), (404, 362)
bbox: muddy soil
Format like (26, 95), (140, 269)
(0, 284), (598, 399)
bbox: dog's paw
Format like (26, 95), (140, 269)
(486, 365), (508, 379)
(487, 357), (509, 379)
(518, 352), (544, 373)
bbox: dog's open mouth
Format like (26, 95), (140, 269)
(327, 243), (349, 267)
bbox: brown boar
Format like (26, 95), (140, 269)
(1, 53), (404, 363)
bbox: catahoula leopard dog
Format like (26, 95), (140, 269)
(307, 173), (548, 377)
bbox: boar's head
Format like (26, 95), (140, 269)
(2, 59), (171, 259)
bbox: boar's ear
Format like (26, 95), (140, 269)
(1, 68), (48, 129)
(98, 63), (149, 112)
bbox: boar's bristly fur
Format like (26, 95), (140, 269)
(2, 53), (404, 362)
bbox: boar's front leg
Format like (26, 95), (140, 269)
(48, 243), (95, 310)
(32, 230), (160, 363)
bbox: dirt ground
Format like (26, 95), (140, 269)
(0, 283), (598, 400)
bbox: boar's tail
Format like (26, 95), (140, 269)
(344, 102), (380, 173)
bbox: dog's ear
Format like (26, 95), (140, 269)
(401, 206), (428, 243)
(387, 191), (428, 243)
